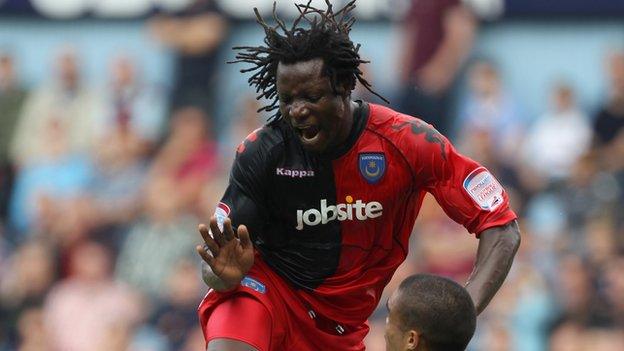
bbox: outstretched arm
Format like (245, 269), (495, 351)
(465, 220), (521, 314)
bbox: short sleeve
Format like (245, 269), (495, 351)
(215, 129), (271, 239)
(407, 120), (517, 235)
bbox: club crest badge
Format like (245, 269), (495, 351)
(359, 153), (386, 184)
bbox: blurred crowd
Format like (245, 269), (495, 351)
(1, 1), (624, 351)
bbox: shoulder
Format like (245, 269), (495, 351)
(367, 103), (448, 156)
(365, 103), (453, 183)
(234, 120), (286, 166)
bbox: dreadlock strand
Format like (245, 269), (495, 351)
(335, 0), (357, 22)
(270, 2), (290, 35)
(292, 0), (313, 30)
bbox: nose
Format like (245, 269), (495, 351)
(289, 100), (310, 122)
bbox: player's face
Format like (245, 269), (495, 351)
(385, 291), (418, 351)
(277, 58), (353, 154)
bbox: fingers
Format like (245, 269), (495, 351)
(209, 217), (227, 246)
(237, 225), (253, 251)
(196, 244), (215, 266)
(198, 224), (220, 257)
(222, 218), (236, 241)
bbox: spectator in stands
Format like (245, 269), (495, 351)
(10, 47), (104, 166)
(559, 153), (621, 235)
(583, 216), (619, 271)
(149, 106), (220, 214)
(0, 51), (27, 223)
(179, 327), (208, 351)
(8, 118), (93, 240)
(549, 321), (586, 351)
(580, 328), (624, 351)
(115, 177), (198, 299)
(413, 196), (477, 282)
(550, 324), (624, 351)
(593, 50), (624, 149)
(148, 0), (228, 121)
(602, 255), (624, 326)
(396, 0), (476, 136)
(0, 240), (55, 349)
(454, 59), (527, 206)
(150, 259), (203, 350)
(553, 255), (610, 327)
(43, 241), (142, 351)
(457, 59), (527, 166)
(15, 306), (49, 351)
(86, 98), (152, 251)
(522, 83), (592, 184)
(96, 54), (167, 153)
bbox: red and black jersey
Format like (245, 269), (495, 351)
(217, 101), (516, 326)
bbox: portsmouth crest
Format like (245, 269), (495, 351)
(359, 153), (386, 184)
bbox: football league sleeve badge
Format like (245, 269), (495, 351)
(359, 153), (386, 184)
(463, 167), (504, 211)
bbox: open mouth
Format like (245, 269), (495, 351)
(296, 125), (320, 142)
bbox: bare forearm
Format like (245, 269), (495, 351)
(465, 220), (520, 314)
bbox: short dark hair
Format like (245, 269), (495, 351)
(229, 0), (386, 121)
(396, 274), (476, 351)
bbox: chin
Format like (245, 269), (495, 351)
(301, 141), (327, 154)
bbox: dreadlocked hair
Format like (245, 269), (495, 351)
(229, 0), (388, 121)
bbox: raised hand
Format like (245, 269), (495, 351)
(196, 216), (254, 291)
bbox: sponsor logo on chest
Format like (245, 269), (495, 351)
(295, 195), (383, 230)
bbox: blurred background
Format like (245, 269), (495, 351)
(0, 0), (623, 350)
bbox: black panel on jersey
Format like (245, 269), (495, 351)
(224, 102), (368, 290)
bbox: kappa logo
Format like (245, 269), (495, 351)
(276, 168), (315, 178)
(295, 196), (383, 230)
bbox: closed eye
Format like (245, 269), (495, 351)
(307, 94), (323, 103)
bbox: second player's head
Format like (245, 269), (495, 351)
(231, 0), (385, 154)
(385, 274), (477, 351)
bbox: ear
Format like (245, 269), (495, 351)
(406, 330), (419, 350)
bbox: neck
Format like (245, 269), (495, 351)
(335, 99), (357, 145)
